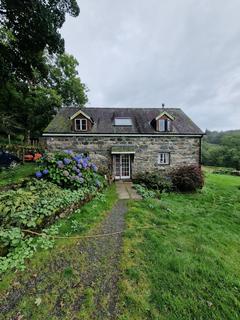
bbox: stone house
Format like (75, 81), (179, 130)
(43, 107), (204, 180)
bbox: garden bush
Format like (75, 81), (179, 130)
(0, 179), (95, 230)
(134, 184), (156, 199)
(134, 171), (173, 192)
(35, 150), (105, 189)
(170, 165), (204, 192)
(0, 178), (102, 274)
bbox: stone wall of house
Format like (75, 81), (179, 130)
(43, 136), (201, 178)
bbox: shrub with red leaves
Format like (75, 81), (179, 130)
(170, 165), (204, 192)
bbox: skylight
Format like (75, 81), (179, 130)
(114, 117), (132, 126)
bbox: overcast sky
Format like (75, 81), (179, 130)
(61, 0), (240, 131)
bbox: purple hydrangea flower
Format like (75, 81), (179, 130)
(78, 172), (82, 177)
(72, 166), (78, 171)
(73, 156), (80, 163)
(43, 169), (49, 175)
(91, 164), (97, 172)
(35, 171), (43, 178)
(79, 177), (84, 184)
(63, 170), (69, 177)
(77, 163), (82, 169)
(57, 160), (64, 168)
(64, 150), (73, 155)
(76, 169), (80, 173)
(82, 161), (88, 169)
(63, 158), (71, 165)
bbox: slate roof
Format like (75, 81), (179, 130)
(44, 107), (203, 135)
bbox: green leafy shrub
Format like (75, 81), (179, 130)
(35, 150), (105, 189)
(0, 179), (95, 229)
(170, 165), (204, 192)
(134, 171), (172, 192)
(134, 184), (156, 199)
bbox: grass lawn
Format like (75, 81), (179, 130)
(0, 163), (37, 187)
(119, 173), (240, 319)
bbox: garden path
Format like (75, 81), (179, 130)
(115, 181), (142, 200)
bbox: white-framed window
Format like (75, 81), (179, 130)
(75, 118), (87, 131)
(159, 119), (171, 132)
(158, 152), (170, 165)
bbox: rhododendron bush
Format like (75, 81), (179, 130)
(35, 150), (105, 189)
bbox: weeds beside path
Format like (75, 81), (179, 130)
(0, 185), (128, 319)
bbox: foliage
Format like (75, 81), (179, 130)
(170, 165), (204, 192)
(0, 179), (93, 229)
(0, 111), (22, 137)
(134, 184), (156, 199)
(119, 174), (240, 319)
(0, 53), (88, 139)
(47, 53), (88, 107)
(202, 130), (240, 170)
(134, 171), (173, 192)
(0, 184), (116, 276)
(0, 175), (108, 274)
(0, 0), (79, 83)
(0, 2), (87, 140)
(36, 150), (105, 189)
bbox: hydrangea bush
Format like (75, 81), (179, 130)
(35, 150), (105, 189)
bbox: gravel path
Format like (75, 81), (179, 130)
(0, 200), (127, 320)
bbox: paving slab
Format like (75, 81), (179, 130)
(115, 181), (142, 200)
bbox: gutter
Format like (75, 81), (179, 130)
(42, 133), (204, 138)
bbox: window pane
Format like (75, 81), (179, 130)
(81, 119), (87, 130)
(166, 119), (171, 131)
(158, 152), (170, 164)
(75, 119), (81, 130)
(159, 119), (165, 131)
(114, 118), (132, 126)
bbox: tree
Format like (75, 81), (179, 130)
(0, 112), (22, 143)
(0, 1), (88, 140)
(0, 0), (79, 83)
(47, 53), (88, 106)
(0, 53), (88, 139)
(202, 130), (240, 169)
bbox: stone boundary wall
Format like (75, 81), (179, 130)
(44, 136), (201, 178)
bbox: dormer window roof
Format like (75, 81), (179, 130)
(114, 117), (133, 126)
(155, 111), (174, 121)
(70, 110), (93, 122)
(155, 111), (174, 132)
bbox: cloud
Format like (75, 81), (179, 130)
(61, 0), (240, 131)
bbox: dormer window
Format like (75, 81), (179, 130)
(70, 110), (94, 132)
(75, 119), (87, 131)
(159, 118), (171, 132)
(155, 111), (174, 132)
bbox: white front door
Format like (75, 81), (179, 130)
(114, 154), (131, 179)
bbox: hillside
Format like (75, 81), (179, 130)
(202, 130), (240, 169)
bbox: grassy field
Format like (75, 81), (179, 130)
(119, 173), (240, 319)
(0, 163), (37, 187)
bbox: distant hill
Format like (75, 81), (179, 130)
(202, 130), (240, 169)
